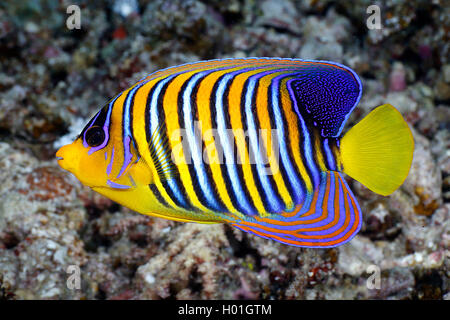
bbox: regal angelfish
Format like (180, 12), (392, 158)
(56, 58), (414, 248)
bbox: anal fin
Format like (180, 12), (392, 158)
(230, 171), (362, 248)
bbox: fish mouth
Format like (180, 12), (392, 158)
(55, 144), (78, 173)
(56, 157), (67, 170)
(55, 148), (65, 166)
(56, 156), (64, 167)
(55, 152), (69, 170)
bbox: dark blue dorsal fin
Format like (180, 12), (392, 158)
(288, 62), (362, 137)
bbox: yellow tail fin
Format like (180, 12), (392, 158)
(340, 104), (414, 196)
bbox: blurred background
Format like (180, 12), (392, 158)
(0, 0), (448, 300)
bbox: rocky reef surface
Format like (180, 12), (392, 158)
(0, 0), (448, 300)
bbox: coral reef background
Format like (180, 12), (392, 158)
(0, 0), (448, 300)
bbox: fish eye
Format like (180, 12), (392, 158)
(85, 126), (105, 147)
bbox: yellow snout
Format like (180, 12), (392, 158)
(56, 139), (109, 188)
(56, 140), (81, 173)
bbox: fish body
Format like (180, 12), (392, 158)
(56, 58), (414, 248)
